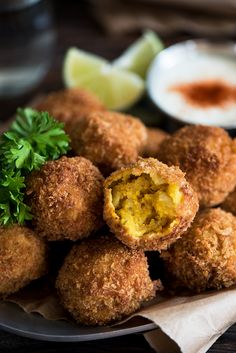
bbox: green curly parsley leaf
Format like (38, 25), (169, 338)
(0, 132), (45, 171)
(2, 108), (70, 170)
(0, 107), (70, 225)
(0, 170), (32, 225)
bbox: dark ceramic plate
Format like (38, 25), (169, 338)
(0, 302), (157, 342)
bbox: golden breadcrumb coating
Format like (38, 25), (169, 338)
(158, 125), (236, 207)
(0, 225), (47, 297)
(26, 156), (104, 241)
(142, 128), (169, 158)
(103, 158), (199, 251)
(221, 187), (236, 216)
(35, 88), (105, 132)
(56, 236), (157, 326)
(161, 208), (236, 292)
(70, 111), (147, 175)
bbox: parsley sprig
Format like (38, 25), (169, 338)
(0, 108), (70, 225)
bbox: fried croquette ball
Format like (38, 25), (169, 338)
(0, 225), (47, 297)
(26, 156), (104, 241)
(142, 128), (169, 158)
(161, 208), (236, 292)
(35, 88), (105, 132)
(221, 187), (236, 216)
(103, 158), (199, 251)
(56, 236), (157, 325)
(70, 111), (147, 175)
(158, 125), (236, 207)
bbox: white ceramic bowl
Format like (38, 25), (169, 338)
(147, 39), (236, 129)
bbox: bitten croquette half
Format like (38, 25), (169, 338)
(158, 125), (236, 207)
(103, 158), (199, 251)
(161, 208), (236, 292)
(26, 156), (104, 241)
(0, 225), (47, 297)
(56, 236), (158, 326)
(70, 111), (147, 175)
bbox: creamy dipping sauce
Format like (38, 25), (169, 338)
(149, 51), (236, 127)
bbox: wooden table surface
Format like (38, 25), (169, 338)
(1, 1), (236, 352)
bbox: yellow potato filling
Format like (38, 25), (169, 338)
(111, 173), (183, 238)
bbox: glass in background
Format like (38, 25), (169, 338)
(0, 0), (55, 99)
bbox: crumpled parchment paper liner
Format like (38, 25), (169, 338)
(3, 279), (236, 353)
(142, 287), (236, 353)
(5, 278), (70, 321)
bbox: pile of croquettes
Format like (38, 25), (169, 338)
(1, 88), (236, 326)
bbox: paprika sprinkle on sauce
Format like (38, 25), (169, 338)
(150, 48), (236, 126)
(170, 79), (236, 108)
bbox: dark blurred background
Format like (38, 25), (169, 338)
(1, 0), (236, 119)
(1, 2), (236, 353)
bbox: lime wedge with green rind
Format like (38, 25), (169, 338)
(63, 47), (144, 110)
(113, 30), (163, 79)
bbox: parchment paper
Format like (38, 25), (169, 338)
(4, 279), (236, 353)
(142, 287), (236, 353)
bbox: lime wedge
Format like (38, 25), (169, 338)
(113, 30), (163, 79)
(63, 47), (144, 110)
